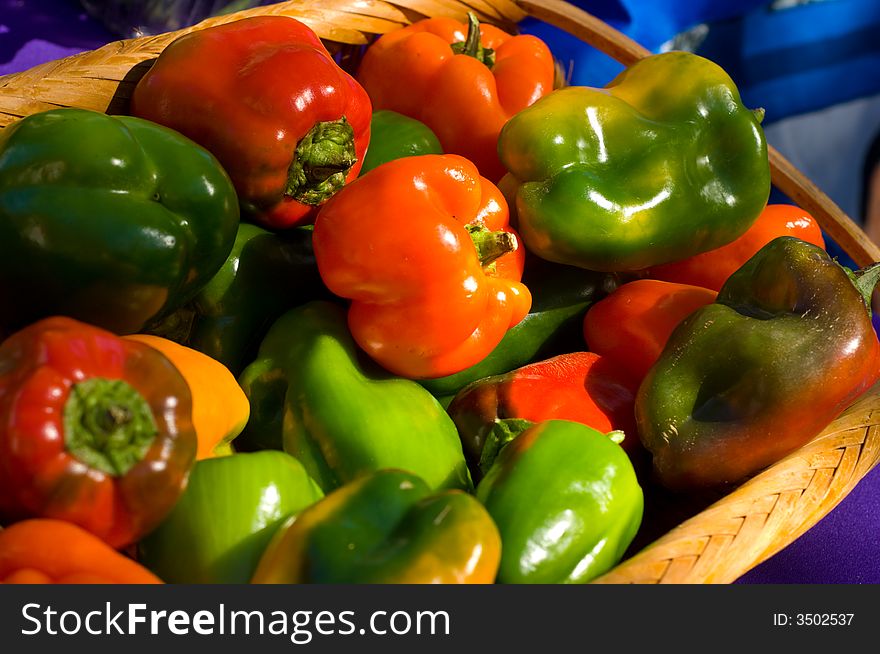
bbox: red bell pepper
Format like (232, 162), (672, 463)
(645, 204), (826, 291)
(131, 16), (372, 229)
(312, 154), (531, 379)
(447, 352), (639, 477)
(584, 280), (718, 384)
(0, 317), (197, 548)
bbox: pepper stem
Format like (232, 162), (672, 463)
(467, 222), (517, 268)
(479, 418), (534, 476)
(752, 108), (766, 124)
(286, 118), (357, 206)
(852, 262), (880, 315)
(144, 305), (196, 344)
(64, 378), (158, 477)
(607, 430), (626, 445)
(450, 12), (495, 68)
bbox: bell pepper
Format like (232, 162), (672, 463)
(359, 110), (443, 175)
(237, 301), (471, 492)
(419, 256), (617, 397)
(0, 519), (163, 584)
(476, 420), (643, 584)
(637, 236), (880, 490)
(0, 317), (197, 548)
(646, 204), (826, 291)
(497, 51), (771, 271)
(448, 352), (639, 479)
(252, 469), (500, 584)
(123, 335), (250, 460)
(147, 223), (329, 377)
(138, 451), (323, 584)
(0, 108), (239, 335)
(584, 280), (718, 384)
(313, 154), (531, 379)
(131, 16), (372, 229)
(357, 13), (555, 182)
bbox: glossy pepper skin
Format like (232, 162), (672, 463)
(646, 204), (826, 291)
(150, 223), (329, 377)
(449, 352), (639, 478)
(131, 16), (372, 229)
(359, 110), (443, 175)
(238, 302), (472, 492)
(637, 237), (880, 491)
(357, 13), (554, 182)
(313, 154), (531, 379)
(419, 257), (617, 397)
(584, 280), (718, 384)
(0, 317), (197, 548)
(139, 451), (323, 584)
(252, 469), (500, 584)
(498, 51), (770, 271)
(477, 420), (643, 584)
(0, 108), (239, 335)
(0, 519), (163, 584)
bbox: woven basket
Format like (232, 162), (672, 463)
(2, 0), (879, 584)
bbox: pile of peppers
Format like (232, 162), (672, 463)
(0, 12), (877, 587)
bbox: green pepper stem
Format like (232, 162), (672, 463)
(286, 118), (357, 206)
(450, 12), (495, 68)
(144, 305), (196, 344)
(467, 223), (518, 267)
(852, 262), (880, 315)
(64, 378), (158, 477)
(478, 418), (534, 476)
(752, 108), (766, 124)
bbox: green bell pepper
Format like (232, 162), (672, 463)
(419, 256), (617, 397)
(252, 469), (500, 584)
(497, 51), (770, 272)
(149, 222), (329, 376)
(637, 236), (880, 490)
(359, 110), (443, 175)
(238, 301), (472, 492)
(0, 108), (239, 335)
(138, 450), (323, 584)
(477, 420), (643, 584)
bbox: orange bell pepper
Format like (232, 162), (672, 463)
(584, 280), (718, 384)
(0, 519), (162, 584)
(312, 154), (531, 379)
(645, 204), (826, 291)
(124, 335), (249, 460)
(357, 13), (555, 182)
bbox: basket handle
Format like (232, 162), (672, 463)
(518, 0), (880, 267)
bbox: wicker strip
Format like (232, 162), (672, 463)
(1, 0), (879, 584)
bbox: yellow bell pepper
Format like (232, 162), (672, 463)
(125, 335), (249, 459)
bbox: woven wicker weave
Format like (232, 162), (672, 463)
(1, 0), (878, 583)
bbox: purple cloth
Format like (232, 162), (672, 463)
(0, 0), (114, 75)
(3, 0), (880, 584)
(738, 465), (880, 584)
